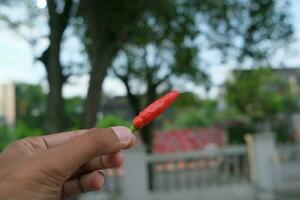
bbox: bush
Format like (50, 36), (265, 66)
(0, 121), (43, 151)
(0, 126), (13, 151)
(227, 123), (255, 144)
(96, 114), (131, 128)
(14, 121), (43, 139)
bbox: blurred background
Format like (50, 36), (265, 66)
(0, 0), (300, 200)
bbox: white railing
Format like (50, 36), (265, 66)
(146, 145), (249, 192)
(277, 143), (300, 162)
(92, 145), (250, 194)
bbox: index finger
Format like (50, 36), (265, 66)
(39, 130), (88, 147)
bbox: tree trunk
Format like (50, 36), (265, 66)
(140, 81), (158, 152)
(140, 124), (154, 153)
(124, 80), (141, 115)
(43, 44), (64, 133)
(83, 51), (114, 128)
(41, 0), (73, 133)
(40, 27), (65, 133)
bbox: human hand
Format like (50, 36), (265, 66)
(0, 127), (135, 200)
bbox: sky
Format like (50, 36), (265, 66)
(0, 0), (300, 98)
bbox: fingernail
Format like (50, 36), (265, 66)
(112, 126), (133, 144)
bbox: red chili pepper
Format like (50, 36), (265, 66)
(131, 91), (180, 132)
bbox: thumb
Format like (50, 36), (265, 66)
(42, 126), (134, 175)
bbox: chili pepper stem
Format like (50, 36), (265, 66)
(130, 125), (137, 133)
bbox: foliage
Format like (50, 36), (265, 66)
(0, 126), (13, 151)
(64, 96), (84, 130)
(0, 121), (43, 151)
(172, 108), (214, 128)
(274, 119), (292, 143)
(15, 83), (85, 132)
(111, 0), (294, 149)
(172, 92), (202, 109)
(227, 123), (255, 144)
(0, 0), (81, 132)
(15, 83), (87, 131)
(224, 67), (299, 124)
(197, 0), (293, 62)
(15, 83), (46, 129)
(14, 121), (43, 139)
(0, 0), (44, 42)
(172, 101), (218, 128)
(96, 114), (131, 129)
(166, 99), (241, 129)
(112, 0), (294, 95)
(227, 119), (292, 144)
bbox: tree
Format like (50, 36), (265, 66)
(0, 0), (76, 133)
(78, 0), (154, 128)
(39, 0), (75, 133)
(111, 1), (210, 151)
(112, 45), (209, 151)
(197, 0), (293, 63)
(111, 0), (293, 150)
(224, 67), (299, 130)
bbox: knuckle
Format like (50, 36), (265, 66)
(10, 138), (27, 148)
(12, 137), (34, 146)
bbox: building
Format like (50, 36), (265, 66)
(0, 83), (16, 128)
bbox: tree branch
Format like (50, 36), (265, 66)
(46, 0), (58, 27)
(155, 72), (171, 87)
(59, 0), (73, 31)
(112, 68), (141, 115)
(38, 46), (50, 71)
(0, 14), (20, 28)
(0, 14), (30, 41)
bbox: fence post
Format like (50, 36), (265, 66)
(252, 133), (279, 200)
(122, 146), (149, 200)
(245, 134), (256, 182)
